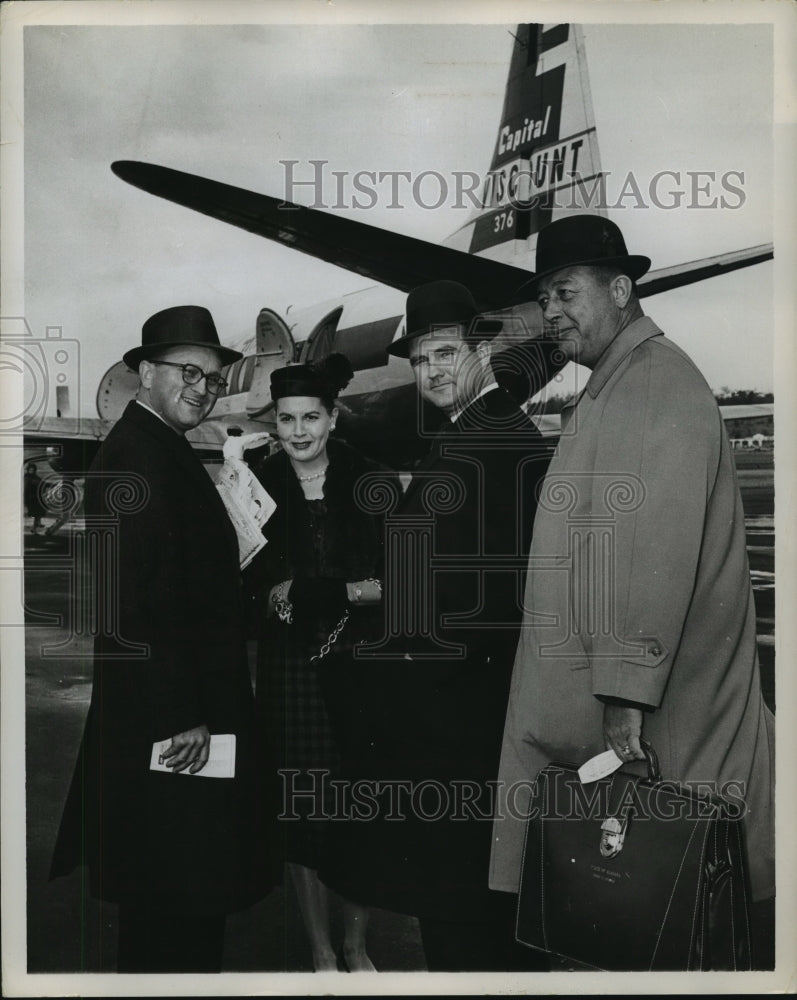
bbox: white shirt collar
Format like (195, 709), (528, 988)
(450, 381), (498, 423)
(135, 399), (172, 427)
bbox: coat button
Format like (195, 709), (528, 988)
(650, 645), (662, 657)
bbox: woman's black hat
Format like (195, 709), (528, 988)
(270, 353), (354, 401)
(123, 305), (243, 369)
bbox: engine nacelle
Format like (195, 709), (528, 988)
(96, 361), (141, 422)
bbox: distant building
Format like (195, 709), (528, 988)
(730, 433), (775, 450)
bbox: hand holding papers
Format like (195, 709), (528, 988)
(216, 432), (276, 568)
(150, 734), (237, 778)
(222, 431), (271, 463)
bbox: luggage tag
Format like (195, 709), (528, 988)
(578, 749), (624, 784)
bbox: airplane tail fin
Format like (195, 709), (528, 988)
(446, 23), (604, 262)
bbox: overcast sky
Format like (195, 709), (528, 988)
(21, 19), (774, 410)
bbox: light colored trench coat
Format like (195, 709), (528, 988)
(490, 316), (775, 901)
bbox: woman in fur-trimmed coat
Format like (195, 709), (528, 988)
(244, 355), (396, 972)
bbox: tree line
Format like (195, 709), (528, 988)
(532, 389), (773, 414)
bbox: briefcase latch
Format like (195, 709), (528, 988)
(599, 815), (628, 858)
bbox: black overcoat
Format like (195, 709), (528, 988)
(321, 387), (551, 920)
(50, 401), (275, 913)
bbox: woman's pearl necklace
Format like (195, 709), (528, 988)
(297, 466), (328, 483)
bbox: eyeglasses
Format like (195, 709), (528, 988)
(149, 360), (228, 395)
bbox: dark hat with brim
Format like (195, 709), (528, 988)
(511, 215), (651, 304)
(387, 280), (502, 359)
(123, 305), (242, 370)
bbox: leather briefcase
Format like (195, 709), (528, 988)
(515, 741), (752, 971)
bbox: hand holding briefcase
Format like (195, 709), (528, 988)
(515, 740), (752, 971)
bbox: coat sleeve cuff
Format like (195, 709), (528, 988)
(594, 693), (655, 712)
(149, 669), (206, 740)
(591, 659), (667, 709)
(152, 707), (206, 742)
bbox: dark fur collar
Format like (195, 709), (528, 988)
(255, 436), (380, 504)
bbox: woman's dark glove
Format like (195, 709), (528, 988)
(289, 576), (350, 627)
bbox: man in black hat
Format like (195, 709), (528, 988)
(490, 215), (775, 967)
(50, 305), (276, 971)
(322, 280), (552, 971)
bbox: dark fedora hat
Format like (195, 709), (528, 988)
(387, 280), (502, 359)
(512, 215), (651, 303)
(123, 305), (243, 370)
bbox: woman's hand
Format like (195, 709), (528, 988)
(346, 579), (383, 605)
(223, 431), (272, 463)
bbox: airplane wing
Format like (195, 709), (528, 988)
(637, 245), (774, 297)
(112, 161), (773, 306)
(111, 161), (532, 308)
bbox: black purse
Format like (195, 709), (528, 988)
(515, 740), (752, 971)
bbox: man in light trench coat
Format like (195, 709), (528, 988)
(489, 215), (775, 966)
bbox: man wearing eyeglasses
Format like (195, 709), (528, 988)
(51, 306), (276, 971)
(138, 351), (228, 429)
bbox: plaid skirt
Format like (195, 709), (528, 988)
(256, 615), (345, 870)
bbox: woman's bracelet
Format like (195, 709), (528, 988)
(351, 577), (383, 602)
(273, 581), (293, 624)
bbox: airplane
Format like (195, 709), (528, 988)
(24, 22), (774, 475)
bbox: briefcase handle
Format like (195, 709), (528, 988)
(640, 737), (662, 782)
(600, 740), (664, 858)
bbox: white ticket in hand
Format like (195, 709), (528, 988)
(578, 749), (625, 784)
(150, 734), (236, 778)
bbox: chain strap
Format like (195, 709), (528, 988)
(310, 610), (350, 663)
(276, 577), (380, 660)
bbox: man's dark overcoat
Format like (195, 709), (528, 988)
(322, 386), (551, 920)
(50, 401), (275, 913)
